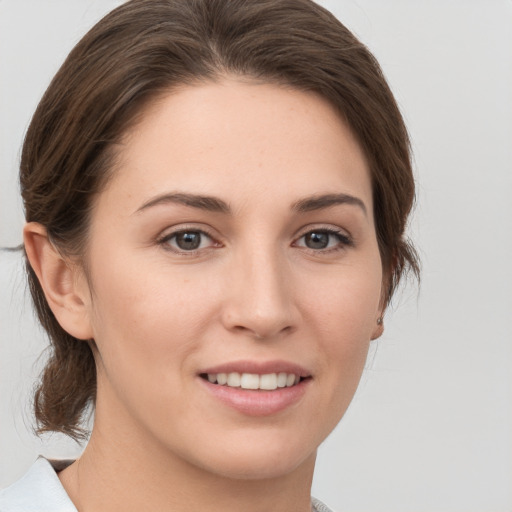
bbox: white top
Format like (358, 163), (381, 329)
(0, 458), (75, 512)
(0, 458), (334, 512)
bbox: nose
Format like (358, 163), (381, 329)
(220, 245), (299, 340)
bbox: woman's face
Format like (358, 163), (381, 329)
(79, 79), (383, 479)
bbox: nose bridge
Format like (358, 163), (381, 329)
(223, 238), (296, 338)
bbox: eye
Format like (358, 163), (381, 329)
(159, 229), (217, 253)
(295, 229), (352, 251)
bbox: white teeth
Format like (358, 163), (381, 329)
(227, 372), (241, 387)
(277, 372), (287, 388)
(240, 373), (259, 390)
(206, 372), (301, 390)
(260, 373), (278, 390)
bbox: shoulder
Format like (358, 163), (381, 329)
(0, 457), (77, 512)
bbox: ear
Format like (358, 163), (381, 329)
(23, 222), (94, 340)
(371, 261), (394, 341)
(370, 283), (388, 341)
(370, 315), (384, 340)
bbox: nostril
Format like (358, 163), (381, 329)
(221, 293), (299, 340)
(232, 323), (294, 340)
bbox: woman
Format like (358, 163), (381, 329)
(0, 0), (418, 510)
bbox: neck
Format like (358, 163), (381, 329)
(59, 410), (316, 512)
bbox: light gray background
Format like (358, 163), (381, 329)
(1, 1), (511, 511)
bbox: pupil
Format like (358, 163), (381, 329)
(176, 232), (201, 250)
(306, 232), (329, 249)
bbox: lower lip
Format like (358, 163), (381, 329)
(199, 378), (310, 416)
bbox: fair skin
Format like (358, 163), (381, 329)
(24, 79), (384, 512)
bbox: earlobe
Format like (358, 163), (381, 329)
(23, 222), (93, 340)
(372, 274), (390, 341)
(371, 315), (384, 341)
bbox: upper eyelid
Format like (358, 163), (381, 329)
(160, 230), (213, 242)
(156, 226), (219, 250)
(294, 224), (352, 239)
(295, 229), (351, 243)
(158, 224), (217, 239)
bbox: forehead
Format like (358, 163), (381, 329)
(100, 79), (372, 216)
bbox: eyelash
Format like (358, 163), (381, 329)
(293, 227), (354, 254)
(157, 226), (353, 255)
(157, 226), (219, 256)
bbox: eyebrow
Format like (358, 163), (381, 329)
(135, 191), (367, 216)
(292, 193), (367, 216)
(135, 192), (231, 214)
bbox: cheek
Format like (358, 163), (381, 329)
(301, 258), (382, 382)
(86, 255), (176, 374)
(289, 264), (381, 445)
(304, 260), (382, 335)
(86, 251), (220, 378)
(85, 268), (199, 426)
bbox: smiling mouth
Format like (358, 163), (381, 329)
(200, 372), (308, 391)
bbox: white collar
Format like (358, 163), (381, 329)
(0, 457), (77, 512)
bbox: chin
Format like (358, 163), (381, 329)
(204, 453), (315, 481)
(184, 432), (319, 481)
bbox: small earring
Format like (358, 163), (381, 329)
(377, 317), (383, 325)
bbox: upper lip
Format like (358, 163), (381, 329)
(199, 360), (311, 378)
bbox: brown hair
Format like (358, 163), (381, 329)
(21, 0), (419, 440)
